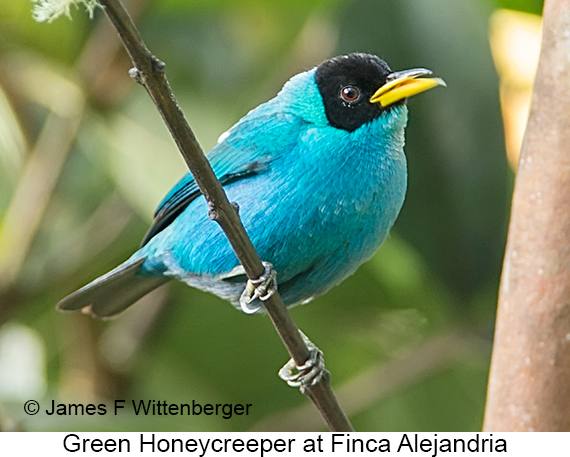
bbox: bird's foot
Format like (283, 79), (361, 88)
(279, 332), (328, 393)
(239, 261), (277, 314)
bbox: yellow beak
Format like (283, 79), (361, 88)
(370, 68), (446, 107)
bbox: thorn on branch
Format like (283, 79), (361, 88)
(231, 201), (240, 216)
(208, 201), (219, 221)
(127, 59), (164, 85)
(152, 56), (166, 73)
(128, 66), (143, 84)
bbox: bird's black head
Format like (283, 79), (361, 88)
(315, 53), (395, 132)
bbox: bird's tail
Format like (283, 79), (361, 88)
(57, 257), (169, 319)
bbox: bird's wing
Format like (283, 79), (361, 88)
(140, 158), (271, 246)
(140, 111), (303, 247)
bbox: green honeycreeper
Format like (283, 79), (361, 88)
(58, 53), (444, 318)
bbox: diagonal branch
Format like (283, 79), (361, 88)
(97, 0), (353, 431)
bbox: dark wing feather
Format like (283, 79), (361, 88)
(140, 158), (272, 247)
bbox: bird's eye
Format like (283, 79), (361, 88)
(340, 85), (360, 103)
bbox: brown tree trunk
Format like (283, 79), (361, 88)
(484, 0), (570, 431)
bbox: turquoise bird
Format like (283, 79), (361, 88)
(58, 53), (444, 318)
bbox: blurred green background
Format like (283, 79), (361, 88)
(0, 0), (542, 431)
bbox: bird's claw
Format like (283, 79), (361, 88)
(278, 333), (328, 393)
(239, 261), (277, 314)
